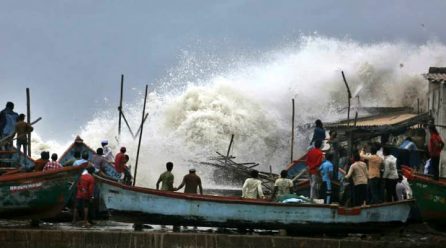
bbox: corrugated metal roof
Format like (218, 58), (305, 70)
(423, 73), (446, 82)
(325, 111), (431, 129)
(340, 113), (417, 127)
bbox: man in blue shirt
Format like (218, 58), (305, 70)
(398, 137), (418, 168)
(399, 137), (417, 150)
(319, 153), (334, 204)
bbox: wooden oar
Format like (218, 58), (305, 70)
(291, 168), (308, 182)
(0, 117), (42, 145)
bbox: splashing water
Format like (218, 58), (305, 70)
(35, 36), (446, 187)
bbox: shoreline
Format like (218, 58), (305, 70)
(0, 220), (445, 248)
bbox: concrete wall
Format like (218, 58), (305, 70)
(0, 229), (441, 248)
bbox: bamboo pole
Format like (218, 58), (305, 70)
(118, 74), (124, 138)
(291, 99), (295, 162)
(26, 88), (31, 156)
(133, 113), (149, 139)
(417, 98), (420, 128)
(120, 111), (135, 138)
(417, 98), (420, 114)
(341, 71), (352, 127)
(224, 134), (235, 167)
(133, 84), (148, 186)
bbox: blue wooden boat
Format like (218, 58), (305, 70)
(59, 137), (122, 181)
(96, 176), (414, 232)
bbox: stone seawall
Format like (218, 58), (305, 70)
(0, 229), (439, 248)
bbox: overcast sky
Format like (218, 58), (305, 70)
(1, 0), (445, 141)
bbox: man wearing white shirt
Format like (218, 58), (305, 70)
(242, 170), (264, 199)
(382, 147), (399, 202)
(101, 140), (114, 163)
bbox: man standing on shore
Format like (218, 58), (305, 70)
(73, 166), (95, 227)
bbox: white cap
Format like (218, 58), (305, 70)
(189, 166), (196, 172)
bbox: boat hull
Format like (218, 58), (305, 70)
(0, 167), (83, 220)
(97, 177), (413, 230)
(402, 166), (446, 224)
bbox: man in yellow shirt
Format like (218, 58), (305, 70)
(14, 114), (33, 155)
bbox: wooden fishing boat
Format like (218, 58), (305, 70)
(0, 149), (35, 172)
(96, 176), (414, 232)
(59, 137), (122, 181)
(402, 166), (446, 225)
(0, 166), (84, 220)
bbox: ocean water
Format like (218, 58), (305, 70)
(31, 36), (446, 187)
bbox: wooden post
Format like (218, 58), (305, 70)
(341, 71), (352, 127)
(120, 111), (136, 138)
(269, 165), (273, 182)
(417, 98), (420, 128)
(347, 131), (353, 161)
(225, 134), (235, 167)
(291, 99), (295, 162)
(417, 98), (420, 114)
(118, 74), (124, 138)
(428, 97), (430, 112)
(26, 88), (31, 156)
(133, 85), (148, 186)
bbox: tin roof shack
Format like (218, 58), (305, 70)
(325, 108), (431, 174)
(424, 67), (446, 177)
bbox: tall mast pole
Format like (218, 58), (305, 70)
(291, 98), (295, 162)
(133, 84), (148, 186)
(26, 88), (31, 156)
(118, 74), (124, 139)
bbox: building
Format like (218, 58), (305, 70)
(424, 67), (446, 177)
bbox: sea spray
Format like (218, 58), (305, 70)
(33, 36), (446, 188)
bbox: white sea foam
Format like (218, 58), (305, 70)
(34, 36), (446, 187)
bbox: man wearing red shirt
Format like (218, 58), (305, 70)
(428, 125), (444, 180)
(306, 140), (324, 200)
(114, 147), (127, 174)
(73, 166), (95, 227)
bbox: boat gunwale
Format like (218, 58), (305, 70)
(402, 166), (446, 187)
(0, 165), (85, 182)
(97, 175), (414, 210)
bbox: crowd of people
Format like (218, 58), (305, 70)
(305, 119), (445, 207)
